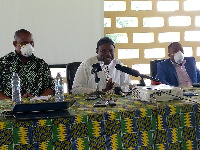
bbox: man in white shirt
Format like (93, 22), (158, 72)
(72, 37), (131, 94)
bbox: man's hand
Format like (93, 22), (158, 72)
(0, 91), (10, 100)
(102, 78), (114, 92)
(22, 92), (33, 98)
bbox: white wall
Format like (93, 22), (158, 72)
(0, 0), (104, 64)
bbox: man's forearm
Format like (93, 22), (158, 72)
(0, 91), (10, 100)
(72, 86), (96, 94)
(41, 88), (55, 96)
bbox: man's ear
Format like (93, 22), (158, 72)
(96, 48), (99, 54)
(13, 41), (17, 47)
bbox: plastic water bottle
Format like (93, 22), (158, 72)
(11, 73), (21, 103)
(55, 72), (64, 102)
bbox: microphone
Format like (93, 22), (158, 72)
(114, 87), (125, 96)
(140, 74), (160, 82)
(115, 64), (160, 82)
(115, 64), (140, 77)
(91, 63), (102, 74)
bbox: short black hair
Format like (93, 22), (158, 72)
(168, 42), (179, 52)
(14, 29), (32, 40)
(97, 37), (115, 49)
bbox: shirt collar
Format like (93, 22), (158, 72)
(171, 59), (186, 67)
(14, 50), (35, 60)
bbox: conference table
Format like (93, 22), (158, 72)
(0, 87), (200, 150)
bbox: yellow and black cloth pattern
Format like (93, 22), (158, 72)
(0, 97), (200, 149)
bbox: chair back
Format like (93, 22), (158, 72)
(150, 59), (166, 78)
(66, 62), (82, 93)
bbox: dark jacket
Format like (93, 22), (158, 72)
(155, 57), (200, 86)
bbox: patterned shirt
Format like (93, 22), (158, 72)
(0, 52), (55, 98)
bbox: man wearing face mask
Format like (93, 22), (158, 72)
(0, 29), (55, 100)
(72, 37), (131, 94)
(155, 42), (200, 87)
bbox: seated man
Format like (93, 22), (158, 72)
(155, 42), (200, 87)
(0, 29), (55, 100)
(72, 37), (131, 94)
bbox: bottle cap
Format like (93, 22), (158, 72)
(13, 72), (18, 76)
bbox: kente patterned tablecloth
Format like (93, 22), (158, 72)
(0, 93), (200, 150)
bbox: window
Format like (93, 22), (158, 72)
(118, 49), (139, 59)
(104, 1), (126, 11)
(106, 33), (128, 43)
(143, 17), (164, 27)
(104, 18), (111, 27)
(169, 16), (191, 26)
(116, 17), (138, 28)
(144, 48), (165, 58)
(157, 1), (179, 11)
(185, 31), (200, 41)
(158, 32), (180, 43)
(131, 1), (152, 11)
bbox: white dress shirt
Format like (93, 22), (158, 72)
(72, 56), (131, 94)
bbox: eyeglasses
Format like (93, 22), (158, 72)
(168, 51), (184, 56)
(168, 53), (175, 56)
(17, 41), (34, 47)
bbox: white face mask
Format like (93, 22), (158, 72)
(174, 51), (184, 64)
(20, 44), (34, 57)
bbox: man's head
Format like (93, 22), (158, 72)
(168, 42), (184, 64)
(13, 29), (34, 57)
(96, 37), (115, 65)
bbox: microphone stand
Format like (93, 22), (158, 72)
(94, 72), (100, 92)
(137, 77), (146, 86)
(140, 74), (160, 82)
(91, 65), (102, 97)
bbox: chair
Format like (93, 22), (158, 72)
(66, 62), (82, 94)
(150, 59), (166, 85)
(150, 59), (166, 78)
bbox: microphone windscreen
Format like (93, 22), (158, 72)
(92, 63), (102, 72)
(92, 63), (100, 68)
(114, 87), (122, 95)
(115, 64), (122, 70)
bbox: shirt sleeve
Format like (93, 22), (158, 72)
(191, 57), (200, 83)
(196, 68), (200, 83)
(156, 62), (171, 85)
(41, 61), (55, 91)
(72, 62), (96, 94)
